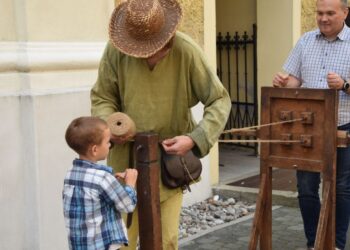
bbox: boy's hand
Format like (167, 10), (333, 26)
(115, 172), (126, 179)
(115, 169), (138, 188)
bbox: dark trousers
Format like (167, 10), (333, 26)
(296, 123), (350, 249)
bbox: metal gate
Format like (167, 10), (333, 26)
(217, 24), (257, 149)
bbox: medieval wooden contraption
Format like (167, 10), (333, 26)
(107, 87), (350, 249)
(221, 87), (347, 250)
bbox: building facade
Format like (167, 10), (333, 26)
(0, 0), (322, 249)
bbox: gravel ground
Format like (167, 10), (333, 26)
(179, 195), (255, 240)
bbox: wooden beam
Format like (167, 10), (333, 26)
(134, 132), (162, 250)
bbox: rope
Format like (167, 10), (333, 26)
(180, 157), (199, 185)
(222, 118), (304, 134)
(219, 139), (301, 144)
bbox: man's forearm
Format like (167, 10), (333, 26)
(285, 74), (301, 88)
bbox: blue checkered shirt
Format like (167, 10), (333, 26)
(63, 159), (137, 250)
(283, 24), (350, 126)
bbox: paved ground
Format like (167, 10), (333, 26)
(178, 145), (350, 250)
(218, 144), (259, 185)
(179, 206), (350, 250)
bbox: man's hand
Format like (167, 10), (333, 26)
(161, 135), (195, 156)
(273, 72), (289, 87)
(273, 72), (301, 88)
(327, 72), (344, 90)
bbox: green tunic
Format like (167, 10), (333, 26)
(91, 31), (231, 201)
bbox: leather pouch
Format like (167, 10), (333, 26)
(160, 148), (202, 192)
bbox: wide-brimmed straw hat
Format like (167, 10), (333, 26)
(109, 0), (182, 58)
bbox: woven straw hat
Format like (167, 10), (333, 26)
(109, 0), (182, 58)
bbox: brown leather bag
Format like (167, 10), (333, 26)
(160, 148), (202, 192)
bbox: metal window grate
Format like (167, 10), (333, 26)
(217, 24), (258, 152)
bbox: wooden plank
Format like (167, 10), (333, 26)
(266, 156), (322, 172)
(260, 165), (272, 250)
(263, 87), (331, 100)
(321, 89), (337, 249)
(249, 173), (267, 250)
(134, 132), (162, 250)
(314, 181), (330, 249)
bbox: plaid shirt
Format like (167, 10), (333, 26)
(283, 24), (350, 126)
(63, 159), (137, 250)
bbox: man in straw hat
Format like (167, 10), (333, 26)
(91, 0), (231, 249)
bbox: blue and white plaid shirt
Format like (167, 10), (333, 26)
(283, 24), (350, 126)
(63, 159), (137, 250)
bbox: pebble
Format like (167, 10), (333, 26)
(179, 195), (254, 239)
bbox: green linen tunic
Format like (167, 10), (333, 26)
(91, 31), (231, 201)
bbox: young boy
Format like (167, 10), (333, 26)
(63, 116), (137, 250)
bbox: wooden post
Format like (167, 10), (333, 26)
(134, 132), (162, 250)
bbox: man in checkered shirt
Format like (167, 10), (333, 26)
(273, 1), (350, 249)
(63, 117), (138, 250)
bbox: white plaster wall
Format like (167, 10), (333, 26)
(0, 96), (26, 250)
(0, 41), (103, 249)
(0, 0), (16, 40)
(35, 90), (91, 250)
(0, 89), (92, 250)
(10, 0), (114, 41)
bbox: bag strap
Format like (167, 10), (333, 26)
(180, 156), (199, 186)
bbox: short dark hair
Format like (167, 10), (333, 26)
(65, 116), (108, 155)
(318, 0), (348, 8)
(346, 7), (350, 26)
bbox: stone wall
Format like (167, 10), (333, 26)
(302, 0), (317, 34)
(178, 0), (204, 47)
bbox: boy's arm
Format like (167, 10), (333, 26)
(101, 173), (137, 213)
(115, 169), (138, 188)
